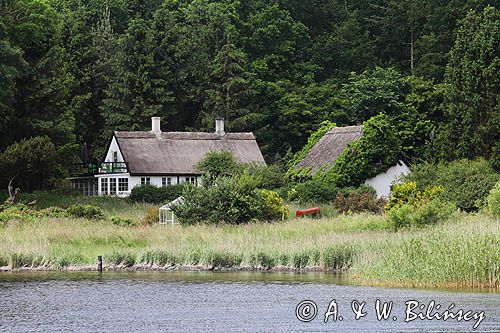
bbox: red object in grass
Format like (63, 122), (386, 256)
(295, 207), (320, 217)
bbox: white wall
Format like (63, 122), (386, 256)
(104, 136), (125, 162)
(95, 174), (200, 197)
(365, 161), (410, 198)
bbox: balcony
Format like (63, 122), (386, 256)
(70, 163), (99, 177)
(98, 162), (128, 174)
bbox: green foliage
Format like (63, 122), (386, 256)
(259, 189), (289, 221)
(387, 199), (456, 230)
(436, 6), (499, 164)
(246, 164), (285, 190)
(0, 0), (497, 192)
(66, 204), (105, 220)
(173, 172), (287, 225)
(0, 136), (58, 190)
(286, 180), (339, 204)
(0, 202), (69, 223)
(486, 182), (500, 218)
(110, 215), (138, 227)
(322, 114), (402, 187)
(196, 151), (242, 185)
(128, 184), (186, 204)
(384, 181), (444, 211)
(405, 159), (499, 212)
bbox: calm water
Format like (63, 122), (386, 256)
(0, 272), (498, 332)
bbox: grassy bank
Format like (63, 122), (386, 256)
(0, 206), (498, 289)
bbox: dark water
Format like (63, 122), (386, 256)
(0, 272), (498, 332)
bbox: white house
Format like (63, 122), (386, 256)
(70, 117), (265, 196)
(294, 125), (409, 198)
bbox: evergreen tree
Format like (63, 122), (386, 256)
(101, 17), (173, 139)
(436, 6), (499, 167)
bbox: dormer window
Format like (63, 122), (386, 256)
(112, 151), (118, 162)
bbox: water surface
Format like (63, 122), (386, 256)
(0, 272), (498, 332)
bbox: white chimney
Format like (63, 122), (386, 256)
(151, 117), (161, 134)
(215, 117), (225, 136)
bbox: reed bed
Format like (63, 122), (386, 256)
(0, 211), (498, 289)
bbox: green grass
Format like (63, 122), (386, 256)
(0, 191), (498, 290)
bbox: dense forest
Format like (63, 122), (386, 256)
(0, 0), (498, 189)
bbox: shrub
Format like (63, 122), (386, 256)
(129, 184), (185, 204)
(385, 181), (444, 211)
(258, 189), (289, 220)
(0, 203), (34, 223)
(66, 204), (105, 220)
(286, 180), (339, 203)
(486, 181), (500, 218)
(334, 191), (385, 214)
(196, 151), (242, 185)
(405, 159), (499, 211)
(387, 199), (456, 230)
(173, 173), (288, 225)
(110, 216), (138, 227)
(141, 207), (159, 226)
(38, 207), (68, 218)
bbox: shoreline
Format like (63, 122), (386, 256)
(0, 263), (332, 273)
(1, 264), (498, 292)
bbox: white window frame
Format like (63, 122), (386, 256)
(118, 178), (128, 192)
(101, 178), (108, 195)
(109, 178), (117, 195)
(141, 177), (151, 186)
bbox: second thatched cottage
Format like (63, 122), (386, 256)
(294, 125), (409, 198)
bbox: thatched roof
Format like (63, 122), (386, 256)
(114, 131), (265, 175)
(295, 125), (363, 174)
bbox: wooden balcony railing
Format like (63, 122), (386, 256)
(98, 162), (128, 174)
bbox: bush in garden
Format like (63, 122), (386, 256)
(404, 158), (499, 212)
(286, 179), (339, 203)
(66, 204), (105, 220)
(486, 181), (500, 218)
(259, 189), (289, 220)
(173, 173), (288, 225)
(141, 207), (159, 226)
(387, 199), (456, 230)
(385, 181), (443, 211)
(334, 190), (386, 214)
(128, 184), (185, 204)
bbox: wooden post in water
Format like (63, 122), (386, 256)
(97, 255), (103, 272)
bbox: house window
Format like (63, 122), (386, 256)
(109, 178), (116, 195)
(141, 177), (151, 186)
(162, 177), (172, 187)
(101, 178), (108, 195)
(112, 151), (118, 162)
(185, 177), (196, 185)
(118, 178), (128, 192)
